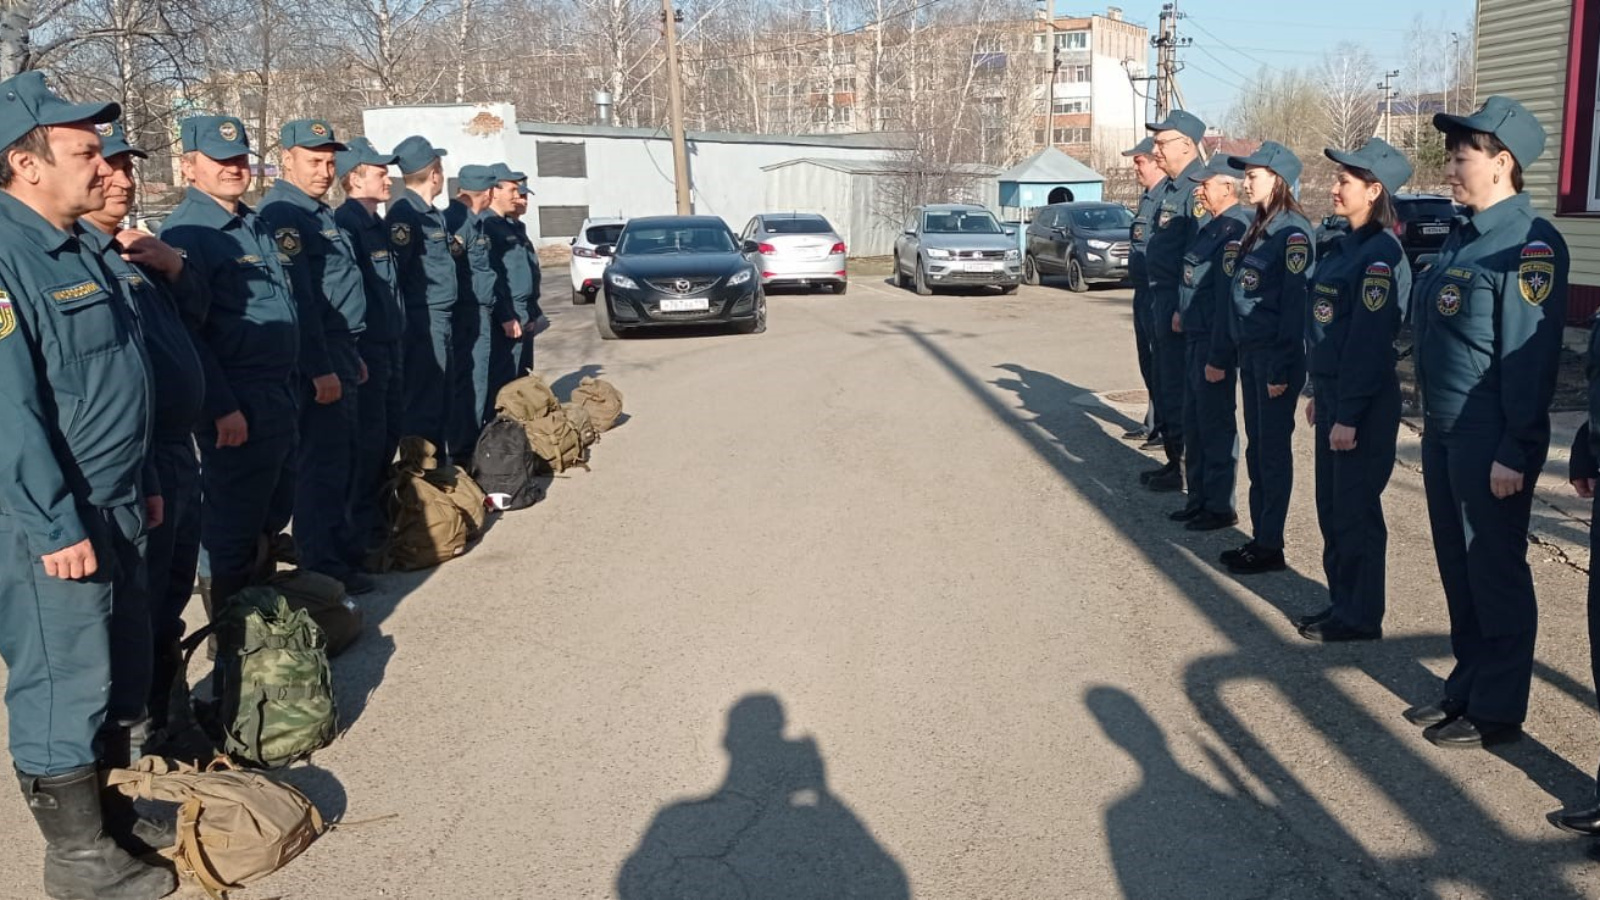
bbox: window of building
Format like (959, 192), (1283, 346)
(1052, 127), (1090, 144)
(1052, 98), (1090, 114)
(1062, 65), (1091, 83)
(1056, 31), (1088, 50)
(1559, 0), (1600, 213)
(538, 205), (588, 238)
(536, 141), (586, 179)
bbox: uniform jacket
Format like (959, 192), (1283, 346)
(445, 199), (499, 314)
(160, 188), (299, 429)
(482, 211), (540, 323)
(0, 192), (153, 555)
(1178, 203), (1251, 362)
(1305, 223), (1411, 425)
(1230, 210), (1314, 384)
(387, 188), (457, 314)
(1414, 193), (1569, 472)
(335, 199), (403, 343)
(1129, 188), (1157, 288)
(260, 180), (368, 378)
(1146, 157), (1211, 322)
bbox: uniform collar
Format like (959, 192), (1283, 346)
(339, 196), (381, 226)
(177, 187), (252, 229)
(1462, 192), (1532, 237)
(0, 190), (84, 253)
(1171, 156), (1205, 189)
(266, 178), (326, 214)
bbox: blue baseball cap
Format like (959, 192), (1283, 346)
(1146, 109), (1206, 143)
(96, 120), (146, 160)
(280, 118), (346, 151)
(1122, 136), (1154, 157)
(515, 183), (531, 196)
(1433, 95), (1547, 169)
(1187, 155), (1238, 182)
(1325, 137), (1413, 195)
(393, 135), (447, 175)
(1228, 140), (1303, 187)
(0, 71), (120, 151)
(181, 115), (251, 160)
(336, 136), (396, 179)
(488, 162), (527, 183)
(457, 164), (497, 192)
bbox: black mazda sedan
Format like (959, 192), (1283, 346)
(594, 216), (768, 339)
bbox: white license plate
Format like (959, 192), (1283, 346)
(659, 297), (709, 312)
(963, 261), (1001, 273)
(1421, 225), (1450, 235)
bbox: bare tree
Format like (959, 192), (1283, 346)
(0, 0), (33, 77)
(1226, 66), (1322, 158)
(1317, 41), (1378, 151)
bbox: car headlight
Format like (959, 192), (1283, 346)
(607, 271), (638, 290)
(1004, 249), (1020, 260)
(728, 268), (754, 287)
(924, 248), (952, 259)
(1087, 239), (1111, 250)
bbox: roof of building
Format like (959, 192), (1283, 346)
(517, 121), (917, 150)
(761, 157), (1003, 176)
(996, 147), (1105, 185)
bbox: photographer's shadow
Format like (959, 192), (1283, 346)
(617, 694), (909, 900)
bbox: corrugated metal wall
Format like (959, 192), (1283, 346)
(1478, 0), (1600, 320)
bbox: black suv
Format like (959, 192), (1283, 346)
(1023, 202), (1133, 292)
(1318, 194), (1459, 266)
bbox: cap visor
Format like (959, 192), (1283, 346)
(1432, 111), (1476, 134)
(1323, 148), (1360, 168)
(108, 148), (150, 160)
(46, 99), (121, 128)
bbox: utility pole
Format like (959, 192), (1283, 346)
(1377, 69), (1399, 143)
(1449, 33), (1461, 114)
(1150, 1), (1190, 120)
(660, 0), (692, 214)
(1037, 0), (1059, 148)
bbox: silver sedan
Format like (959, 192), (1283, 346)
(738, 213), (848, 294)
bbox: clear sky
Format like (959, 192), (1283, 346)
(1081, 0), (1478, 125)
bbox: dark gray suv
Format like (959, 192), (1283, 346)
(1023, 202), (1133, 292)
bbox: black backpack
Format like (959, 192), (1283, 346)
(471, 415), (544, 510)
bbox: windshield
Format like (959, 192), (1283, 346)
(922, 210), (1002, 235)
(763, 216), (832, 234)
(1070, 207), (1134, 230)
(617, 224), (737, 255)
(586, 224), (625, 245)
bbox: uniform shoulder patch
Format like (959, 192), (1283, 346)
(390, 222), (411, 246)
(276, 227), (302, 256)
(1285, 231), (1310, 275)
(1362, 274), (1390, 312)
(1519, 240), (1556, 305)
(1191, 187), (1205, 219)
(1222, 241), (1240, 277)
(1364, 261), (1393, 278)
(0, 290), (14, 341)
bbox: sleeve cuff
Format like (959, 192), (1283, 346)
(28, 509), (89, 558)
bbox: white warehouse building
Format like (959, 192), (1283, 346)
(361, 103), (962, 254)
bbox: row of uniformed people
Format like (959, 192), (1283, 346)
(0, 70), (547, 900)
(1125, 98), (1581, 763)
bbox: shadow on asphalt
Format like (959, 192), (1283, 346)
(889, 323), (1597, 899)
(616, 694), (909, 900)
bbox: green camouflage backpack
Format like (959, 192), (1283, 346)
(189, 587), (337, 770)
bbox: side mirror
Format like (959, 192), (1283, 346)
(903, 227), (916, 235)
(596, 244), (615, 258)
(1003, 226), (1017, 237)
(742, 239), (760, 254)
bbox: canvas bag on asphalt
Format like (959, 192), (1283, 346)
(472, 415), (546, 510)
(562, 402), (598, 449)
(105, 755), (324, 898)
(525, 405), (587, 474)
(263, 568), (364, 657)
(570, 376), (624, 432)
(495, 373), (559, 421)
(379, 437), (487, 571)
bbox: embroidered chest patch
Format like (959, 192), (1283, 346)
(1313, 297), (1335, 324)
(1183, 264), (1195, 286)
(1240, 268), (1260, 291)
(391, 223), (411, 246)
(276, 228), (301, 256)
(1437, 282), (1463, 316)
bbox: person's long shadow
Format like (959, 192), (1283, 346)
(617, 694), (909, 900)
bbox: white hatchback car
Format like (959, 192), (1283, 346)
(569, 216), (628, 304)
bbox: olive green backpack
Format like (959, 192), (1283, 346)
(185, 586), (337, 770)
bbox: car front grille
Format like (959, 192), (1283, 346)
(1109, 242), (1131, 260)
(644, 277), (719, 294)
(946, 249), (1009, 260)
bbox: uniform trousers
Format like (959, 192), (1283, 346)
(1132, 286), (1160, 435)
(1182, 339), (1238, 515)
(296, 336), (362, 579)
(1239, 348), (1305, 551)
(1151, 296), (1186, 462)
(402, 304), (454, 452)
(1313, 375), (1400, 631)
(1422, 422), (1542, 725)
(451, 303), (493, 461)
(145, 437), (202, 647)
(198, 381), (297, 586)
(352, 335), (403, 554)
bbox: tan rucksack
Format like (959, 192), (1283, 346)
(106, 756), (324, 897)
(562, 402), (598, 449)
(570, 376), (624, 432)
(496, 373), (558, 421)
(525, 406), (587, 474)
(378, 437), (488, 571)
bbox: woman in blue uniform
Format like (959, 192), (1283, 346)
(1406, 97), (1568, 750)
(1221, 141), (1312, 576)
(1297, 139), (1413, 642)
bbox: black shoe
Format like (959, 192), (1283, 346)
(1169, 506), (1203, 522)
(1139, 436), (1165, 451)
(1139, 462), (1177, 485)
(1292, 608), (1334, 630)
(1220, 542), (1256, 566)
(1424, 717), (1522, 749)
(1226, 545), (1286, 575)
(1122, 427), (1149, 441)
(1298, 618), (1382, 643)
(17, 766), (176, 900)
(1551, 804), (1600, 836)
(1186, 511), (1238, 532)
(1146, 468), (1183, 492)
(340, 572), (376, 596)
(1402, 699), (1465, 727)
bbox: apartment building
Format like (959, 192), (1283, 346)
(1033, 8), (1149, 168)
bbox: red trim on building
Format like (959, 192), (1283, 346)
(1559, 0), (1600, 214)
(1573, 283), (1600, 324)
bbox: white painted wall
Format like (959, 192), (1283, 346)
(1091, 54), (1142, 165)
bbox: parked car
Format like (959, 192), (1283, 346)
(569, 216), (628, 304)
(1393, 193), (1459, 266)
(892, 204), (1022, 295)
(1023, 202), (1133, 292)
(594, 215), (766, 339)
(739, 213), (848, 294)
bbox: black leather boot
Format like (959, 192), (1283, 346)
(16, 766), (175, 899)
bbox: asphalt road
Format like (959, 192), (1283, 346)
(4, 268), (1600, 899)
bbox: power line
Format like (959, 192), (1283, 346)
(1183, 18), (1274, 71)
(682, 0), (959, 65)
(1190, 41), (1258, 84)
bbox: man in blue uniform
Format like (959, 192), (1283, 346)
(388, 136), (456, 450)
(1142, 109), (1210, 494)
(1124, 138), (1164, 445)
(447, 164), (506, 460)
(83, 121), (207, 758)
(260, 119), (373, 594)
(508, 177), (549, 370)
(0, 72), (176, 900)
(335, 137), (403, 559)
(161, 115), (300, 641)
(484, 162), (539, 393)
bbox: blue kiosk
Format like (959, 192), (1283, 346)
(998, 147), (1106, 209)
